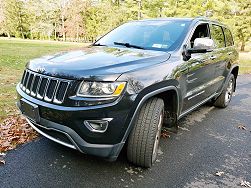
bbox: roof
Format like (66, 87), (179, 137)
(135, 17), (221, 24)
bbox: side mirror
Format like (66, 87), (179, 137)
(182, 38), (215, 61)
(193, 38), (215, 50)
(184, 38), (215, 58)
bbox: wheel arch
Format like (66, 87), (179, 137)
(230, 65), (239, 91)
(121, 84), (180, 144)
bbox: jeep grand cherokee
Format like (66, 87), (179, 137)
(16, 17), (239, 168)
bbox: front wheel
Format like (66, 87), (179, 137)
(214, 74), (235, 108)
(127, 97), (164, 168)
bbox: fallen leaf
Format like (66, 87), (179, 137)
(215, 171), (224, 176)
(161, 129), (171, 138)
(0, 115), (38, 153)
(126, 168), (135, 174)
(240, 180), (251, 187)
(238, 125), (247, 130)
(178, 126), (190, 131)
(157, 148), (163, 155)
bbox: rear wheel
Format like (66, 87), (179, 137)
(214, 74), (235, 108)
(127, 97), (164, 168)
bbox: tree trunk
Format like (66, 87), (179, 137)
(20, 27), (24, 39)
(77, 25), (79, 42)
(138, 0), (142, 20)
(62, 14), (66, 41)
(54, 24), (57, 40)
(240, 41), (245, 51)
(7, 32), (10, 38)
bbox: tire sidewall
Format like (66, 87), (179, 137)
(223, 74), (235, 107)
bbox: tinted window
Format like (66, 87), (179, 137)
(210, 24), (225, 48)
(190, 23), (210, 48)
(96, 20), (191, 51)
(223, 28), (234, 46)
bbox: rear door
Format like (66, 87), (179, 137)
(209, 24), (228, 92)
(222, 27), (238, 79)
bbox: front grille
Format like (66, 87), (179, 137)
(20, 69), (70, 104)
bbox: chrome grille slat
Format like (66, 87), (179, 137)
(20, 70), (26, 87)
(26, 73), (34, 94)
(20, 70), (70, 104)
(42, 79), (50, 101)
(31, 75), (40, 96)
(29, 73), (36, 95)
(24, 71), (30, 89)
(22, 71), (28, 90)
(37, 77), (48, 99)
(52, 80), (61, 103)
(44, 80), (58, 102)
(54, 82), (69, 104)
(36, 77), (43, 99)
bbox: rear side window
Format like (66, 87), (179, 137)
(210, 24), (225, 48)
(223, 28), (234, 46)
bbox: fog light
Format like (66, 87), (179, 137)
(84, 118), (112, 133)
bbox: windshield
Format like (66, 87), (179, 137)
(95, 20), (191, 51)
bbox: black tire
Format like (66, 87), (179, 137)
(127, 97), (164, 168)
(214, 74), (235, 108)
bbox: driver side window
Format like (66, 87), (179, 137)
(190, 23), (210, 48)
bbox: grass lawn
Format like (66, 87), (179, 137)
(239, 52), (251, 74)
(0, 38), (250, 123)
(0, 38), (84, 122)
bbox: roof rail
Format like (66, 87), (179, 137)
(194, 16), (220, 23)
(195, 16), (209, 19)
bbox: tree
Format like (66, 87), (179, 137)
(0, 0), (249, 50)
(2, 0), (29, 38)
(0, 0), (6, 36)
(25, 0), (57, 40)
(232, 0), (251, 51)
(64, 0), (87, 41)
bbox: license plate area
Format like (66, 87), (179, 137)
(20, 99), (40, 122)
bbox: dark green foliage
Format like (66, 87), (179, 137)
(0, 0), (250, 50)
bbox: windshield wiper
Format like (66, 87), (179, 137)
(114, 42), (144, 49)
(92, 43), (107, 46)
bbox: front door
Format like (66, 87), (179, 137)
(182, 23), (217, 112)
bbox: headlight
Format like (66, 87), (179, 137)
(77, 81), (126, 98)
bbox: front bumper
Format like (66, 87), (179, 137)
(16, 84), (136, 160)
(25, 117), (124, 160)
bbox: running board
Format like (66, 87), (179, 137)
(178, 93), (218, 120)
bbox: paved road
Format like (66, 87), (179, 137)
(0, 75), (251, 188)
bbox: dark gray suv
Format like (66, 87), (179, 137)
(17, 17), (239, 168)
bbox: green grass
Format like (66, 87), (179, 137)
(0, 38), (84, 122)
(239, 52), (251, 74)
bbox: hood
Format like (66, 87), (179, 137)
(27, 46), (171, 81)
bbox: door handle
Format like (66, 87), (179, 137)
(210, 55), (217, 60)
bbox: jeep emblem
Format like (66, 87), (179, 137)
(36, 67), (45, 73)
